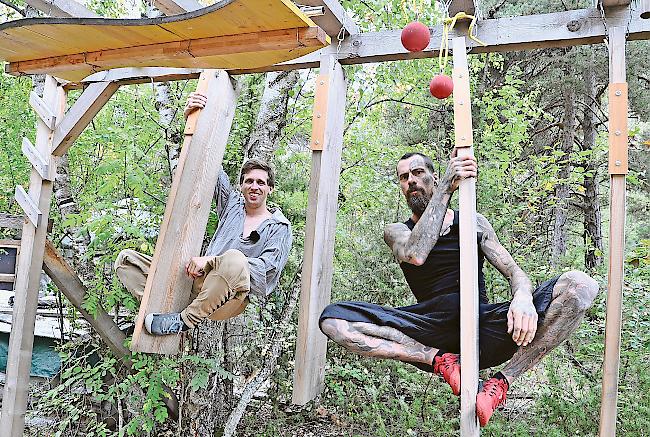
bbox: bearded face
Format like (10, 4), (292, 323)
(406, 184), (432, 217)
(396, 155), (437, 219)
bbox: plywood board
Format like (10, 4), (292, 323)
(0, 0), (330, 81)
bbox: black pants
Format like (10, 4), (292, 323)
(320, 277), (558, 370)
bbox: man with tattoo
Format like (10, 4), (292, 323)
(319, 151), (599, 426)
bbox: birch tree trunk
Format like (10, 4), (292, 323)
(551, 79), (575, 267)
(580, 53), (603, 270)
(180, 70), (300, 435)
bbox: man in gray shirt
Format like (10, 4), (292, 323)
(114, 94), (292, 335)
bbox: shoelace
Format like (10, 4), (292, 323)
(483, 380), (508, 407)
(159, 315), (183, 334)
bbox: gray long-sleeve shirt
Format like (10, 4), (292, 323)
(205, 170), (292, 298)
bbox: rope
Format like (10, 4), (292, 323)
(438, 11), (487, 72)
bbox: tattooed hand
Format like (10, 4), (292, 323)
(441, 154), (477, 193)
(507, 292), (538, 346)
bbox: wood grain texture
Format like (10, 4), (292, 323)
(130, 70), (239, 355)
(14, 185), (42, 227)
(69, 5), (650, 81)
(29, 91), (57, 129)
(599, 26), (627, 437)
(0, 0), (328, 81)
(0, 75), (66, 437)
(453, 36), (480, 437)
(22, 137), (52, 181)
(293, 53), (346, 405)
(51, 81), (119, 156)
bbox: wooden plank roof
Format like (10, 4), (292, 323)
(0, 0), (330, 81)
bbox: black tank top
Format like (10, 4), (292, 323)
(399, 210), (488, 303)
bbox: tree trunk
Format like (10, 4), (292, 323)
(551, 78), (575, 267)
(581, 52), (603, 270)
(180, 70), (300, 434)
(243, 70), (300, 162)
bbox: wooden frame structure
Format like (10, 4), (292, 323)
(0, 0), (646, 435)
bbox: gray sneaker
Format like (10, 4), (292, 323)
(144, 313), (187, 335)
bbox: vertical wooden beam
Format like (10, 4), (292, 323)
(0, 75), (66, 437)
(292, 53), (346, 405)
(130, 70), (239, 355)
(599, 26), (627, 437)
(452, 36), (480, 437)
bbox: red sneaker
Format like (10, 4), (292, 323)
(476, 377), (509, 427)
(433, 353), (461, 396)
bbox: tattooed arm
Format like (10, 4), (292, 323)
(384, 154), (477, 265)
(477, 213), (537, 347)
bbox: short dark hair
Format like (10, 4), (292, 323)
(239, 159), (275, 187)
(397, 152), (436, 175)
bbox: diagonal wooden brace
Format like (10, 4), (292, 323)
(29, 91), (57, 130)
(22, 137), (53, 181)
(14, 185), (42, 227)
(52, 81), (119, 156)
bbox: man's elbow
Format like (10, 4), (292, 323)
(405, 254), (426, 266)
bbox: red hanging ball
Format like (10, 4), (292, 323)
(400, 21), (430, 52)
(429, 74), (454, 99)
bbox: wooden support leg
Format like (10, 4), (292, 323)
(599, 26), (628, 437)
(452, 37), (480, 436)
(42, 240), (179, 418)
(131, 70), (239, 355)
(292, 53), (346, 405)
(0, 75), (66, 437)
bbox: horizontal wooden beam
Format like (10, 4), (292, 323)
(24, 0), (100, 18)
(0, 274), (16, 283)
(0, 214), (24, 230)
(6, 27), (328, 78)
(72, 5), (649, 85)
(298, 0), (359, 37)
(52, 81), (119, 156)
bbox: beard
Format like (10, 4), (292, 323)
(406, 188), (431, 218)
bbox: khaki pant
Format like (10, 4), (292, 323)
(114, 249), (250, 328)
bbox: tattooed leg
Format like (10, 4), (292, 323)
(320, 318), (438, 366)
(500, 270), (599, 384)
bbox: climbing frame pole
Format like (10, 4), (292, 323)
(131, 70), (239, 355)
(292, 52), (347, 405)
(0, 75), (67, 437)
(599, 26), (628, 437)
(452, 36), (480, 437)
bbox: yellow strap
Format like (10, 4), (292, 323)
(438, 11), (487, 72)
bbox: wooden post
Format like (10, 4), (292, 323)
(599, 26), (627, 437)
(0, 75), (66, 437)
(131, 70), (239, 355)
(452, 36), (480, 437)
(292, 52), (346, 405)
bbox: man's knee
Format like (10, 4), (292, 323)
(114, 249), (138, 272)
(554, 270), (599, 311)
(214, 249), (249, 281)
(320, 317), (338, 338)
